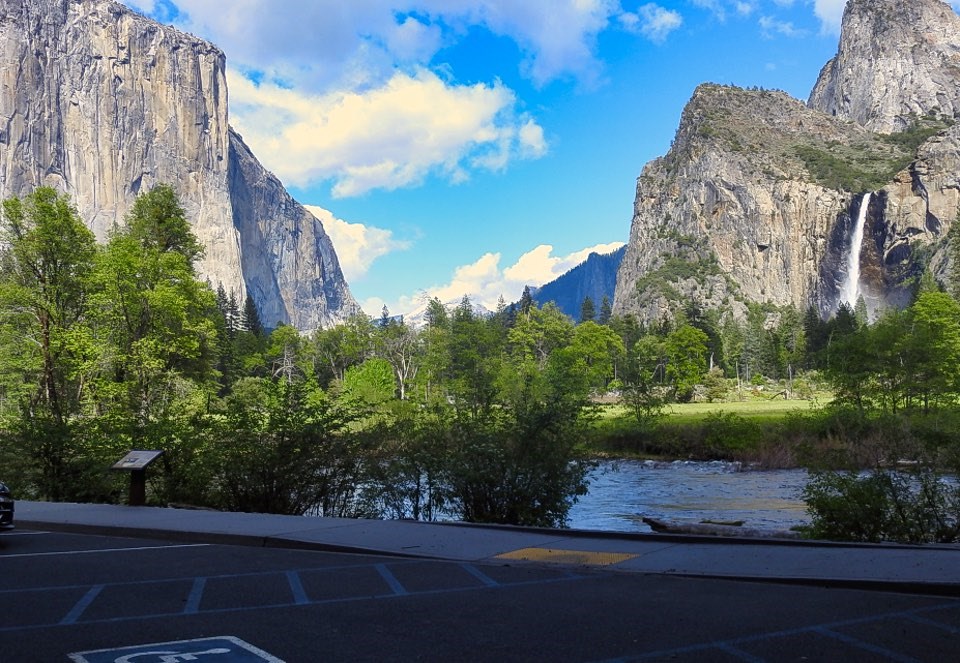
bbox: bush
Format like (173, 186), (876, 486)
(802, 469), (960, 543)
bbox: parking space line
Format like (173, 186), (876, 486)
(460, 563), (500, 587)
(1, 543), (209, 559)
(183, 577), (206, 615)
(906, 613), (960, 634)
(595, 599), (960, 662)
(60, 585), (104, 625)
(375, 563), (409, 596)
(812, 626), (921, 663)
(286, 571), (309, 605)
(0, 570), (589, 634)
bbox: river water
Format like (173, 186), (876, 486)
(567, 460), (811, 533)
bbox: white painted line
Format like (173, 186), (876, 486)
(69, 635), (286, 662)
(0, 530), (51, 536)
(1, 543), (209, 559)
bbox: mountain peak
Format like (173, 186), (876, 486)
(809, 0), (960, 133)
(0, 0), (357, 331)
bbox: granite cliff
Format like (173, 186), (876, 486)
(0, 0), (356, 330)
(532, 246), (625, 320)
(614, 0), (960, 323)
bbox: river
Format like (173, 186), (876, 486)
(567, 460), (811, 533)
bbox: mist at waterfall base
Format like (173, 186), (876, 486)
(567, 461), (810, 533)
(839, 192), (873, 310)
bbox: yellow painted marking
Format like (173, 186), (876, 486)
(496, 547), (637, 567)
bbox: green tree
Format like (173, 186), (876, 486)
(87, 187), (217, 439)
(360, 402), (450, 521)
(598, 295), (613, 325)
(508, 302), (574, 369)
(443, 371), (590, 528)
(0, 188), (97, 424)
(125, 184), (203, 264)
(664, 323), (709, 401)
(213, 376), (361, 515)
(579, 296), (596, 323)
(519, 285), (535, 315)
(241, 294), (263, 337)
(619, 334), (667, 434)
(340, 358), (396, 407)
(0, 188), (100, 500)
(567, 320), (625, 392)
(310, 312), (373, 384)
(900, 291), (960, 411)
(446, 297), (501, 415)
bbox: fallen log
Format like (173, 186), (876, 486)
(642, 516), (800, 539)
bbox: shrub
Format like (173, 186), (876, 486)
(802, 469), (960, 543)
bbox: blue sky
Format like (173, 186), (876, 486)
(119, 0), (949, 317)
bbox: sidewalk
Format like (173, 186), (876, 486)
(15, 500), (960, 596)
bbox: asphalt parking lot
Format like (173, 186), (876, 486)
(2, 529), (958, 662)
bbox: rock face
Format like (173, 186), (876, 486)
(533, 245), (625, 320)
(614, 0), (960, 323)
(809, 0), (960, 133)
(0, 0), (356, 330)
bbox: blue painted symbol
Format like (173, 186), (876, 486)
(68, 636), (284, 663)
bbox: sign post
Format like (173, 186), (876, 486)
(111, 450), (164, 506)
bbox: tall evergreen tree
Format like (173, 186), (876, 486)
(579, 296), (596, 323)
(126, 184), (203, 264)
(89, 187), (217, 430)
(598, 295), (613, 325)
(242, 294), (263, 337)
(519, 285), (535, 315)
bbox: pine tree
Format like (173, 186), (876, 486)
(242, 294), (263, 337)
(579, 296), (596, 323)
(598, 295), (613, 325)
(519, 286), (535, 315)
(215, 283), (229, 316)
(227, 292), (241, 333)
(854, 295), (868, 326)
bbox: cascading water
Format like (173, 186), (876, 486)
(839, 192), (872, 309)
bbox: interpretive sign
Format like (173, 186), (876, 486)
(69, 636), (284, 663)
(111, 450), (164, 471)
(111, 450), (164, 506)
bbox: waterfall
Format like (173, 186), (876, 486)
(839, 192), (872, 309)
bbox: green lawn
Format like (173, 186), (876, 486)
(588, 395), (835, 462)
(664, 398), (827, 423)
(596, 395), (829, 425)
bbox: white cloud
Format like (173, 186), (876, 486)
(691, 0), (725, 21)
(304, 206), (411, 283)
(229, 68), (547, 196)
(812, 0), (846, 35)
(132, 0), (617, 90)
(620, 4), (683, 44)
(121, 1), (616, 195)
(362, 241), (625, 317)
(758, 15), (807, 38)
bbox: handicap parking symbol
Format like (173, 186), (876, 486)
(68, 636), (285, 663)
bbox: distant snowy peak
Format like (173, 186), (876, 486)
(403, 296), (493, 328)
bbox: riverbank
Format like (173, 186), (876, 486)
(585, 400), (960, 471)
